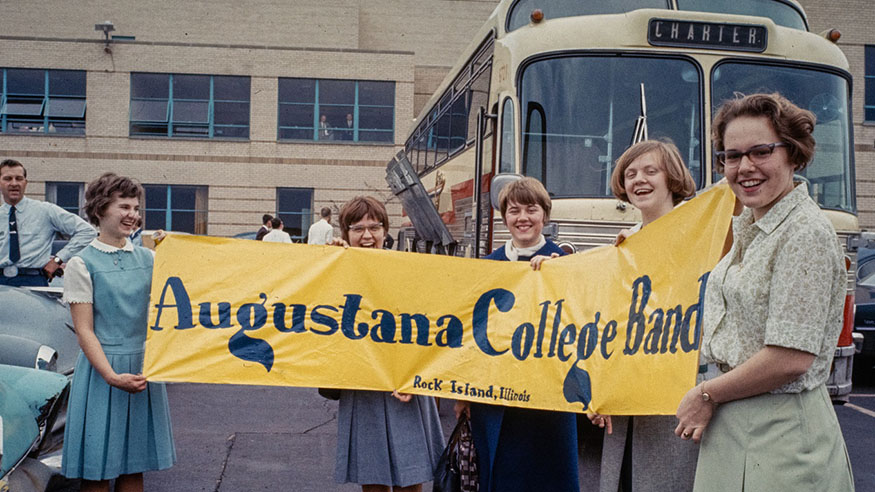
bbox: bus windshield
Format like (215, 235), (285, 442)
(677, 0), (806, 31)
(519, 55), (702, 198)
(712, 62), (854, 213)
(507, 0), (668, 32)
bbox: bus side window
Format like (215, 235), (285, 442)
(500, 97), (515, 173)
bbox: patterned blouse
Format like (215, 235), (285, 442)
(701, 183), (845, 393)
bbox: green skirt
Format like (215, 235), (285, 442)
(694, 385), (853, 492)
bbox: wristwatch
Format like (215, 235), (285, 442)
(701, 382), (716, 405)
(52, 256), (63, 265)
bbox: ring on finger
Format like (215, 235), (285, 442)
(682, 431), (691, 438)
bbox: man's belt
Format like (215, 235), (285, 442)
(2, 266), (44, 277)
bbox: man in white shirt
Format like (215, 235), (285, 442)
(307, 207), (334, 245)
(262, 217), (292, 243)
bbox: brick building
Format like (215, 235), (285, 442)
(0, 0), (872, 237)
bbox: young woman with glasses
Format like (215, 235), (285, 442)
(674, 93), (854, 491)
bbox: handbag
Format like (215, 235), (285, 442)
(433, 413), (479, 492)
(317, 388), (341, 400)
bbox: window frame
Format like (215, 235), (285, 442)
(0, 68), (87, 136)
(865, 45), (875, 123)
(275, 187), (314, 242)
(129, 73), (250, 140)
(277, 78), (395, 144)
(143, 184), (209, 234)
(45, 181), (85, 217)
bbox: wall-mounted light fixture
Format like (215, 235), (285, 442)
(94, 20), (115, 53)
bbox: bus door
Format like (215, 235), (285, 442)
(385, 151), (456, 255)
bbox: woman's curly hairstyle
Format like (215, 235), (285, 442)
(83, 172), (144, 226)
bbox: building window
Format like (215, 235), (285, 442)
(130, 73), (250, 139)
(144, 184), (208, 234)
(278, 78), (394, 143)
(46, 182), (85, 217)
(276, 188), (313, 242)
(0, 69), (86, 135)
(866, 46), (875, 122)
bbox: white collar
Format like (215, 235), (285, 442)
(90, 237), (134, 253)
(504, 236), (546, 261)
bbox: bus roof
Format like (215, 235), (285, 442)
(410, 1), (839, 134)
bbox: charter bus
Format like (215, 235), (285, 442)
(384, 0), (860, 400)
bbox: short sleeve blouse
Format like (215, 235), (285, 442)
(701, 184), (845, 393)
(63, 238), (153, 304)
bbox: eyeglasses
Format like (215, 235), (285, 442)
(715, 142), (787, 168)
(348, 223), (384, 234)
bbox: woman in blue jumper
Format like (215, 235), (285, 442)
(455, 177), (579, 492)
(62, 173), (175, 492)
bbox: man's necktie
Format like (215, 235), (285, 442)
(9, 206), (20, 263)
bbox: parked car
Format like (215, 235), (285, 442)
(0, 286), (78, 491)
(855, 246), (875, 358)
(0, 365), (69, 491)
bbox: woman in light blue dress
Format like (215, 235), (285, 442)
(62, 173), (175, 492)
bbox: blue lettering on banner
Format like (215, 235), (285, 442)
(150, 273), (709, 389)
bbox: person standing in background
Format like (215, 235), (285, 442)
(262, 217), (292, 243)
(256, 214), (273, 241)
(307, 207), (334, 245)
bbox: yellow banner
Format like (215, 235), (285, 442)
(145, 185), (734, 415)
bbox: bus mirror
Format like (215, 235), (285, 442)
(490, 174), (523, 210)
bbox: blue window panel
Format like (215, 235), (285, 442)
(278, 103), (314, 127)
(144, 184), (208, 234)
(144, 210), (167, 231)
(278, 78), (315, 103)
(130, 100), (169, 122)
(279, 128), (313, 140)
(48, 71), (86, 96)
(173, 74), (210, 99)
(359, 106), (393, 130)
(319, 80), (355, 104)
(172, 100), (210, 123)
(46, 98), (86, 118)
(358, 81), (394, 106)
(46, 182), (83, 216)
(214, 76), (250, 101)
(214, 101), (250, 125)
(214, 126), (249, 138)
(131, 73), (169, 99)
(276, 188), (313, 242)
(0, 68), (85, 135)
(130, 73), (249, 139)
(2, 97), (44, 116)
(866, 46), (875, 122)
(6, 69), (44, 95)
(278, 78), (394, 143)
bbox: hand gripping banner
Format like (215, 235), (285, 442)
(144, 184), (735, 415)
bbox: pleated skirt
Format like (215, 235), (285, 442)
(694, 385), (853, 492)
(335, 390), (445, 487)
(61, 350), (176, 480)
(599, 415), (698, 492)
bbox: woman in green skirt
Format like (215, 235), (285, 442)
(675, 92), (854, 491)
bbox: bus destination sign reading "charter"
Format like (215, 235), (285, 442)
(648, 19), (767, 53)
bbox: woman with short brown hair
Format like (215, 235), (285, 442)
(675, 93), (853, 491)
